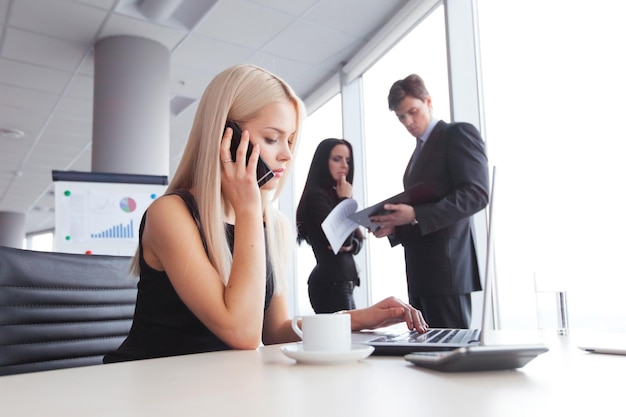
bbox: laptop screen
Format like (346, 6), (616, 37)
(479, 166), (497, 343)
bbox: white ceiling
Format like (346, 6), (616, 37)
(0, 0), (410, 235)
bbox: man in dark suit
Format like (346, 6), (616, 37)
(370, 74), (489, 328)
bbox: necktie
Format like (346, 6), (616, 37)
(408, 138), (424, 173)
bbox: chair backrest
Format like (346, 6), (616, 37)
(0, 246), (137, 376)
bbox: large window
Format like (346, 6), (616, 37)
(25, 231), (54, 252)
(293, 95), (343, 315)
(293, 1), (626, 334)
(477, 0), (626, 332)
(361, 6), (449, 305)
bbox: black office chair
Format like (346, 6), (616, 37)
(0, 246), (137, 376)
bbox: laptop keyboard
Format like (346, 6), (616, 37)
(371, 328), (480, 344)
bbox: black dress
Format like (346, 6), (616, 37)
(104, 190), (274, 363)
(297, 185), (362, 313)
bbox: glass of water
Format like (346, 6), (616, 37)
(534, 272), (569, 336)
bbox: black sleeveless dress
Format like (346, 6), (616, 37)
(104, 190), (274, 363)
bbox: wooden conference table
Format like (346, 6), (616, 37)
(0, 331), (623, 416)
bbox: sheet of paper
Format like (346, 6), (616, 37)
(321, 199), (360, 254)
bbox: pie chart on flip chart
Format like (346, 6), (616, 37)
(119, 197), (137, 213)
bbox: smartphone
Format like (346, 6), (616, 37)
(225, 120), (275, 187)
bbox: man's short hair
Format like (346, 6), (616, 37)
(388, 74), (430, 111)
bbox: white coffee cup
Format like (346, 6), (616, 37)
(291, 313), (351, 352)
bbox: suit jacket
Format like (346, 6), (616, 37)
(390, 120), (489, 296)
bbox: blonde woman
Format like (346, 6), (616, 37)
(104, 65), (428, 363)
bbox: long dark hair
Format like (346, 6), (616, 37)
(296, 138), (357, 244)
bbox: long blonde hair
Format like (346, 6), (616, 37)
(131, 65), (305, 294)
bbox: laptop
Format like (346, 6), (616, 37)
(352, 167), (549, 371)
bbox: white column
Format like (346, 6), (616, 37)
(92, 36), (170, 175)
(0, 211), (25, 248)
(340, 73), (370, 308)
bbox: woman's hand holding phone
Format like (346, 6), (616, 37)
(220, 125), (262, 214)
(225, 121), (275, 187)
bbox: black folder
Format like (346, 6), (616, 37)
(347, 183), (437, 231)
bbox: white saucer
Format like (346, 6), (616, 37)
(280, 343), (374, 365)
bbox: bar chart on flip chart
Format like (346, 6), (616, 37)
(53, 171), (167, 256)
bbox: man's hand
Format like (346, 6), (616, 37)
(372, 225), (395, 238)
(369, 203), (416, 230)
